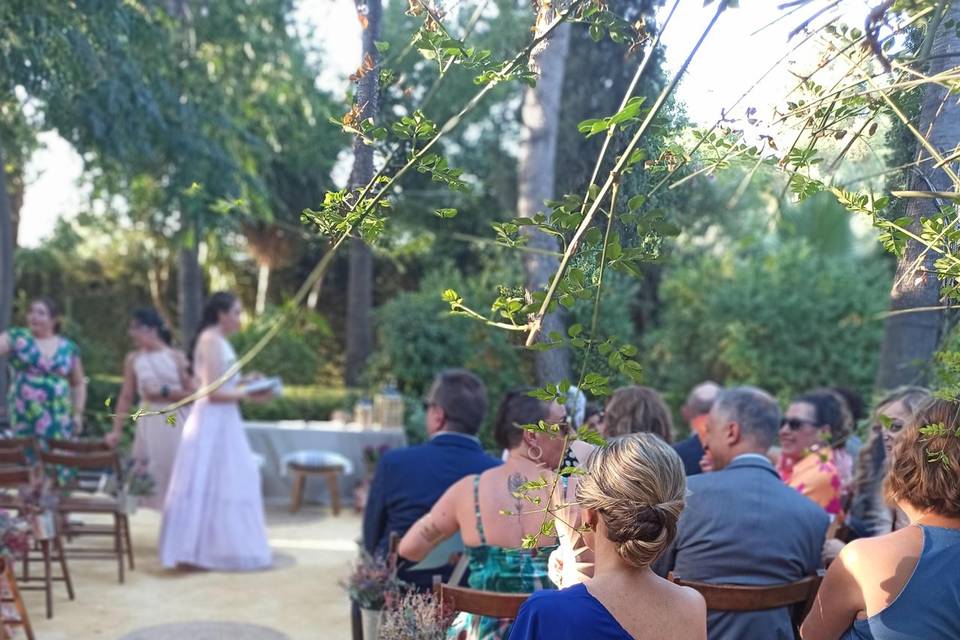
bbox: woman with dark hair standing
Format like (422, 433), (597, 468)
(106, 308), (194, 509)
(158, 292), (273, 571)
(0, 298), (86, 466)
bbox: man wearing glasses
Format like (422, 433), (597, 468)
(362, 368), (500, 589)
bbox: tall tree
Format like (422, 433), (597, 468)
(875, 3), (960, 389)
(518, 3), (572, 385)
(344, 0), (383, 387)
(0, 143), (13, 426)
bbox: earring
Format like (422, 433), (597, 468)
(527, 444), (543, 462)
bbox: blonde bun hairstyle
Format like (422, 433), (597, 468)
(576, 432), (686, 568)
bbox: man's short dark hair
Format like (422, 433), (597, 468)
(428, 369), (488, 435)
(713, 387), (781, 449)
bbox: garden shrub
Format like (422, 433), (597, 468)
(367, 270), (529, 447)
(644, 240), (890, 411)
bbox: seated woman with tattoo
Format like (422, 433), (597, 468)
(399, 390), (570, 640)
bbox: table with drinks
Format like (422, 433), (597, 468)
(244, 393), (408, 506)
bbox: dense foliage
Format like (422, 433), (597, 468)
(645, 240), (890, 408)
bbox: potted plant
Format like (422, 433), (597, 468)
(379, 590), (454, 640)
(118, 459), (156, 515)
(0, 512), (32, 561)
(342, 552), (401, 640)
(17, 476), (58, 541)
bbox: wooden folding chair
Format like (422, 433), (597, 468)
(0, 557), (34, 640)
(47, 439), (111, 454)
(432, 577), (530, 620)
(0, 467), (74, 619)
(37, 449), (132, 584)
(0, 438), (35, 452)
(670, 573), (823, 635)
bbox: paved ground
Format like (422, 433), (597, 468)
(26, 504), (357, 639)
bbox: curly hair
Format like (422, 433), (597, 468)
(885, 397), (960, 519)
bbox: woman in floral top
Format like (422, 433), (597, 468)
(777, 389), (853, 518)
(0, 298), (87, 456)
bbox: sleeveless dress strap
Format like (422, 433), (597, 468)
(472, 474), (487, 546)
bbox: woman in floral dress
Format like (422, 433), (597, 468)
(0, 298), (87, 464)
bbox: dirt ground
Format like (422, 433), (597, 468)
(26, 505), (357, 639)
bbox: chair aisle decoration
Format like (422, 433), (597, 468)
(0, 511), (35, 640)
(342, 552), (401, 640)
(378, 590), (453, 640)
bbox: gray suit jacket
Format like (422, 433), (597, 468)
(653, 455), (829, 640)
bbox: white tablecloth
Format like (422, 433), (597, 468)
(244, 421), (407, 506)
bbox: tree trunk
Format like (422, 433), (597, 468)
(178, 222), (204, 346)
(518, 8), (572, 386)
(0, 144), (14, 427)
(875, 6), (960, 389)
(343, 0), (382, 387)
(255, 262), (270, 316)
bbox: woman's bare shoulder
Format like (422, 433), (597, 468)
(840, 525), (922, 578)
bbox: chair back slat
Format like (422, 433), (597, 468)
(47, 439), (111, 454)
(434, 581), (529, 620)
(0, 467), (31, 488)
(670, 574), (823, 617)
(0, 438), (34, 451)
(38, 450), (119, 472)
(0, 449), (29, 466)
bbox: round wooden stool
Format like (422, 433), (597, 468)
(282, 451), (352, 515)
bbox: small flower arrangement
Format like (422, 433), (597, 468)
(0, 511), (32, 560)
(363, 444), (391, 468)
(17, 475), (58, 516)
(379, 590), (454, 640)
(341, 552), (401, 610)
(18, 475), (59, 540)
(122, 459), (156, 498)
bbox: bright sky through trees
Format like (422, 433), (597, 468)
(19, 0), (878, 247)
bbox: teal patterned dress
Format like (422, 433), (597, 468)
(7, 328), (80, 467)
(447, 475), (557, 640)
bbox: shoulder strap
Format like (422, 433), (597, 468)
(472, 474), (487, 546)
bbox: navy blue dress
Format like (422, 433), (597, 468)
(840, 525), (960, 639)
(508, 584), (633, 640)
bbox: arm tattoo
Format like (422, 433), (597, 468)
(418, 516), (444, 545)
(508, 472), (527, 517)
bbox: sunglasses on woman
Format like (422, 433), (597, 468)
(780, 417), (818, 431)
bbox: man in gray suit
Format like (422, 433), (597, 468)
(654, 387), (829, 639)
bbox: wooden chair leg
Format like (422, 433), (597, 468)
(54, 536), (74, 601)
(324, 471), (342, 516)
(290, 471), (306, 514)
(41, 540), (52, 619)
(122, 515), (135, 570)
(4, 560), (34, 640)
(114, 513), (125, 584)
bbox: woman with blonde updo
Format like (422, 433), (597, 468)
(510, 433), (706, 640)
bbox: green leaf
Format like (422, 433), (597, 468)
(441, 289), (461, 303)
(628, 194), (646, 211)
(576, 425), (607, 448)
(435, 208), (458, 218)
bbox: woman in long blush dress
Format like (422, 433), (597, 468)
(158, 292), (273, 571)
(106, 308), (194, 510)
